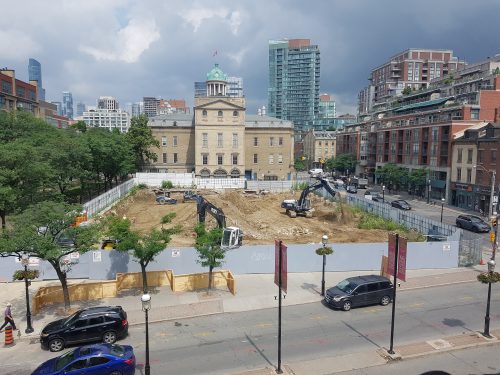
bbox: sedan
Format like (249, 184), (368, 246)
(346, 185), (358, 194)
(32, 344), (135, 375)
(391, 199), (411, 210)
(456, 214), (490, 233)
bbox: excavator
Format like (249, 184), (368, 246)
(194, 194), (243, 249)
(281, 177), (338, 218)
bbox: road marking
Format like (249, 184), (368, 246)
(254, 323), (273, 328)
(409, 303), (424, 307)
(155, 332), (174, 337)
(194, 331), (214, 337)
(460, 296), (474, 300)
(309, 315), (328, 320)
(362, 308), (381, 313)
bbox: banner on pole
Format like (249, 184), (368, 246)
(387, 233), (397, 276)
(397, 237), (407, 282)
(274, 240), (288, 293)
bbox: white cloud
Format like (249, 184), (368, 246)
(0, 29), (40, 60)
(80, 17), (160, 63)
(181, 7), (241, 35)
(226, 46), (249, 66)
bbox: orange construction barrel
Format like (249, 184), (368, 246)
(4, 325), (14, 347)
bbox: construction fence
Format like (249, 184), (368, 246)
(83, 179), (136, 218)
(31, 269), (235, 314)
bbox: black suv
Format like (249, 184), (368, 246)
(324, 275), (393, 311)
(40, 306), (128, 352)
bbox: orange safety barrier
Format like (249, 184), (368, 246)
(4, 326), (14, 346)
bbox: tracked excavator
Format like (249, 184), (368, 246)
(281, 177), (338, 218)
(194, 194), (243, 249)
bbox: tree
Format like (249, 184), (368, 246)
(375, 163), (408, 190)
(294, 156), (307, 172)
(408, 168), (428, 195)
(194, 224), (225, 292)
(331, 154), (357, 174)
(0, 201), (100, 309)
(402, 86), (412, 95)
(106, 217), (179, 293)
(125, 115), (159, 170)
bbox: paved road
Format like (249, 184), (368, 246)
(3, 282), (499, 375)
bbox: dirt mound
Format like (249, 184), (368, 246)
(104, 189), (386, 246)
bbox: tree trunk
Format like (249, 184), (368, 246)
(54, 263), (71, 309)
(208, 265), (213, 291)
(140, 262), (148, 294)
(0, 210), (6, 230)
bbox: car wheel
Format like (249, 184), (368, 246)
(103, 331), (117, 344)
(381, 295), (391, 306)
(342, 300), (352, 311)
(456, 222), (461, 228)
(48, 338), (65, 352)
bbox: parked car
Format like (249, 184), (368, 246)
(391, 199), (411, 210)
(32, 343), (135, 375)
(309, 168), (324, 176)
(346, 185), (358, 194)
(365, 191), (384, 202)
(40, 306), (128, 352)
(324, 275), (393, 311)
(456, 214), (490, 233)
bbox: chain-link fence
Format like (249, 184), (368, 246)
(83, 179), (136, 218)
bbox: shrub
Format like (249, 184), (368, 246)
(13, 269), (40, 281)
(477, 272), (500, 284)
(161, 180), (173, 189)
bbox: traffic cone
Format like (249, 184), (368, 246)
(4, 325), (15, 347)
(480, 258), (486, 265)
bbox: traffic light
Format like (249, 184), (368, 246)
(491, 216), (497, 227)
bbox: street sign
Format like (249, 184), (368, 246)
(92, 251), (102, 262)
(171, 249), (180, 257)
(274, 240), (288, 293)
(442, 243), (451, 251)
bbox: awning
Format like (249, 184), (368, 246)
(393, 97), (452, 113)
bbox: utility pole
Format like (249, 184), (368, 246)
(489, 171), (496, 217)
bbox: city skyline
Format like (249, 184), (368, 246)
(1, 0), (499, 114)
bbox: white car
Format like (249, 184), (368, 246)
(309, 168), (323, 176)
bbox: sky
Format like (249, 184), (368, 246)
(2, 0), (500, 115)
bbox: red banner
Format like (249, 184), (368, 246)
(387, 233), (397, 276)
(274, 240), (288, 293)
(397, 237), (407, 282)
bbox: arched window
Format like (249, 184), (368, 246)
(202, 110), (207, 117)
(230, 169), (240, 178)
(213, 169), (228, 178)
(200, 168), (210, 178)
(233, 111), (238, 117)
(218, 110), (223, 117)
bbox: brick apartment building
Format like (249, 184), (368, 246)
(0, 68), (39, 115)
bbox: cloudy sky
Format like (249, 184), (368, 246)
(2, 0), (499, 115)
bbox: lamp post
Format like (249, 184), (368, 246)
(427, 179), (431, 204)
(21, 254), (34, 334)
(141, 293), (151, 375)
(483, 259), (496, 338)
(473, 165), (496, 217)
(382, 185), (386, 203)
(321, 234), (328, 296)
(440, 198), (445, 223)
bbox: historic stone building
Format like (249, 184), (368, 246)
(147, 64), (294, 180)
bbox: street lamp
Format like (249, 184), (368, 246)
(440, 198), (445, 223)
(21, 254), (34, 334)
(141, 293), (151, 375)
(320, 234), (328, 296)
(382, 185), (386, 203)
(483, 259), (496, 338)
(473, 165), (496, 217)
(427, 179), (431, 204)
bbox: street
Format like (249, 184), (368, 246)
(3, 282), (499, 375)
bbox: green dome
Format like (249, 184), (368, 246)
(206, 64), (227, 82)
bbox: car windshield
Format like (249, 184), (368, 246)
(470, 217), (484, 223)
(55, 349), (77, 371)
(336, 279), (358, 294)
(64, 312), (79, 326)
(109, 344), (125, 357)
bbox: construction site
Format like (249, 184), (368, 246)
(106, 188), (388, 247)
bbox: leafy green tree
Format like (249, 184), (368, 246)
(402, 86), (412, 95)
(106, 217), (180, 293)
(71, 120), (87, 133)
(294, 156), (307, 172)
(0, 201), (100, 309)
(125, 115), (159, 170)
(408, 168), (428, 194)
(331, 154), (357, 174)
(376, 163), (408, 190)
(194, 224), (225, 291)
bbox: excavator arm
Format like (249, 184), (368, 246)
(282, 177), (337, 217)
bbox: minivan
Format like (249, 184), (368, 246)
(324, 275), (393, 311)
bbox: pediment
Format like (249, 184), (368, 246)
(196, 99), (245, 111)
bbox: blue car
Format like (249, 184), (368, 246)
(32, 344), (135, 375)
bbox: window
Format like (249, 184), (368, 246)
(217, 154), (223, 165)
(217, 110), (223, 117)
(457, 168), (462, 181)
(278, 154), (283, 164)
(1, 81), (12, 94)
(467, 149), (473, 164)
(466, 168), (472, 183)
(367, 283), (379, 292)
(162, 136), (167, 146)
(232, 154), (238, 165)
(173, 136), (178, 146)
(492, 150), (497, 163)
(74, 319), (88, 328)
(217, 133), (223, 147)
(173, 153), (178, 163)
(478, 150), (484, 163)
(202, 154), (208, 165)
(233, 110), (238, 117)
(270, 137), (275, 146)
(88, 316), (103, 325)
(202, 109), (207, 117)
(232, 133), (238, 148)
(162, 153), (167, 163)
(355, 284), (367, 294)
(253, 137), (259, 146)
(269, 154), (274, 164)
(66, 360), (88, 371)
(457, 149), (462, 163)
(202, 133), (208, 148)
(89, 357), (110, 367)
(253, 154), (258, 164)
